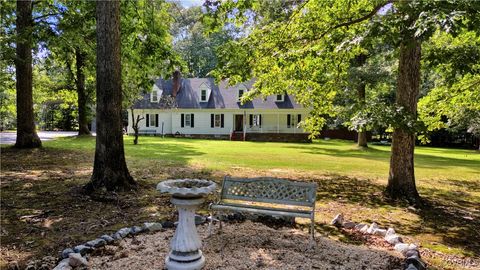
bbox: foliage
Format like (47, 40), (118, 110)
(204, 0), (480, 138)
(170, 3), (233, 77)
(419, 30), (480, 142)
(0, 66), (16, 130)
(121, 0), (183, 109)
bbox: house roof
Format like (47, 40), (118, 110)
(132, 78), (304, 110)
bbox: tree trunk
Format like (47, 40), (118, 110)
(357, 82), (368, 148)
(386, 36), (421, 204)
(75, 47), (91, 136)
(130, 108), (143, 145)
(85, 0), (135, 192)
(15, 0), (41, 148)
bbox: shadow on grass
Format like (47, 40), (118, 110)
(309, 174), (480, 257)
(0, 144), (215, 268)
(285, 143), (480, 171)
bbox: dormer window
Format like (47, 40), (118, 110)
(198, 83), (211, 103)
(238, 89), (245, 101)
(200, 89), (207, 102)
(275, 94), (284, 102)
(151, 84), (162, 103)
(151, 90), (159, 102)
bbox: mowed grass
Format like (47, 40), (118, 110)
(45, 136), (479, 182)
(1, 136), (479, 269)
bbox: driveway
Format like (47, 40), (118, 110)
(0, 131), (79, 145)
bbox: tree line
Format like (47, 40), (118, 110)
(2, 0), (479, 203)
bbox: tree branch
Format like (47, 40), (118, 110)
(33, 13), (61, 21)
(270, 1), (393, 50)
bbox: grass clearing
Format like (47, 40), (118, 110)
(1, 136), (479, 269)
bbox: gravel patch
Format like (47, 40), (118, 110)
(89, 221), (402, 269)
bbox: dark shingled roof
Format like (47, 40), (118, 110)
(132, 78), (304, 110)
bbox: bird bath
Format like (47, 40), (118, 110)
(157, 179), (216, 270)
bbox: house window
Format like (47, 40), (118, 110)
(181, 113), (194, 128)
(249, 114), (262, 127)
(150, 114), (156, 127)
(145, 114), (159, 127)
(200, 89), (207, 102)
(211, 114), (224, 128)
(275, 94), (284, 102)
(287, 114), (294, 128)
(185, 114), (191, 127)
(238, 89), (244, 101)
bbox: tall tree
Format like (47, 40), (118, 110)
(205, 0), (480, 204)
(85, 0), (135, 192)
(15, 0), (41, 148)
(386, 20), (422, 201)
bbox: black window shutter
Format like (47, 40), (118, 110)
(249, 114), (253, 126)
(191, 114), (194, 127)
(221, 114), (224, 128)
(155, 114), (159, 127)
(181, 114), (184, 127)
(287, 114), (291, 127)
(146, 114), (150, 127)
(298, 114), (301, 123)
(211, 114), (214, 128)
(259, 114), (262, 127)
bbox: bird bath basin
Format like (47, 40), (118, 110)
(157, 179), (216, 270)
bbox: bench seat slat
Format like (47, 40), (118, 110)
(211, 203), (312, 218)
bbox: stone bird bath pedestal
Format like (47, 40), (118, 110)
(157, 179), (216, 270)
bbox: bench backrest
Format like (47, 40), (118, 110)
(220, 176), (317, 207)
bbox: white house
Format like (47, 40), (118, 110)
(128, 74), (310, 142)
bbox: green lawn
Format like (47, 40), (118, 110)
(2, 136), (479, 269)
(45, 136), (480, 181)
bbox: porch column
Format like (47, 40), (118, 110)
(277, 113), (279, 134)
(243, 110), (246, 141)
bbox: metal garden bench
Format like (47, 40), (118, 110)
(208, 176), (318, 241)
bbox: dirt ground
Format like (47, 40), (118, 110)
(1, 146), (479, 270)
(89, 220), (402, 270)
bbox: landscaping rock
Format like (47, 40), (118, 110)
(143, 222), (163, 232)
(195, 215), (207, 225)
(61, 248), (74, 259)
(342, 221), (356, 229)
(85, 238), (107, 248)
(366, 222), (379, 234)
(162, 221), (175, 228)
(360, 224), (370, 234)
(73, 245), (92, 255)
(406, 256), (427, 270)
(354, 223), (368, 231)
(68, 253), (88, 267)
(405, 264), (418, 270)
(331, 214), (344, 227)
(394, 243), (410, 254)
(130, 226), (144, 235)
(116, 227), (132, 238)
(385, 234), (403, 245)
(100, 234), (115, 244)
(373, 228), (387, 236)
(385, 227), (396, 238)
(405, 249), (421, 259)
(52, 259), (71, 270)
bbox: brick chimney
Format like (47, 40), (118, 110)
(172, 70), (181, 97)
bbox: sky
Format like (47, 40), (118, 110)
(178, 0), (204, 8)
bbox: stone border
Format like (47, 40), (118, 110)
(331, 213), (427, 270)
(52, 220), (178, 270)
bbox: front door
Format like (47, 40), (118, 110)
(234, 114), (243, 131)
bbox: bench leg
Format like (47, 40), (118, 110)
(208, 212), (214, 237)
(309, 215), (316, 248)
